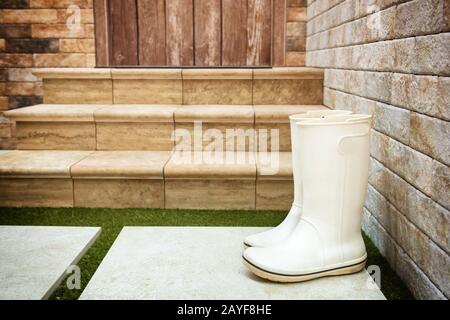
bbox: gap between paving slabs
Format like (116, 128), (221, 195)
(0, 207), (414, 300)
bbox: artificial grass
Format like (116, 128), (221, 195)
(0, 207), (413, 300)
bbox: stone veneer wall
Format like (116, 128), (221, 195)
(286, 0), (308, 66)
(0, 0), (95, 148)
(306, 0), (449, 299)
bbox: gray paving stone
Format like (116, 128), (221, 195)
(80, 227), (386, 300)
(0, 226), (101, 300)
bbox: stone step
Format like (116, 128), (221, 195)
(5, 104), (327, 151)
(0, 150), (293, 209)
(32, 67), (324, 105)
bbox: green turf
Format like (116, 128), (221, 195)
(0, 207), (413, 300)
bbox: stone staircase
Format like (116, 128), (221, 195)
(0, 67), (326, 210)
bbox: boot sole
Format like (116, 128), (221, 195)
(243, 257), (367, 283)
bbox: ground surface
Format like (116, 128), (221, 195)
(80, 227), (385, 300)
(0, 207), (413, 300)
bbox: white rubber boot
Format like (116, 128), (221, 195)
(243, 110), (352, 248)
(243, 114), (372, 282)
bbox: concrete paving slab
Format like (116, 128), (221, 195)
(80, 227), (385, 300)
(0, 226), (101, 300)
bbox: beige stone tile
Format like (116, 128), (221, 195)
(97, 122), (174, 151)
(16, 122), (96, 150)
(0, 150), (92, 178)
(5, 104), (104, 122)
(255, 123), (290, 152)
(174, 106), (255, 152)
(253, 67), (323, 79)
(59, 39), (96, 53)
(256, 152), (293, 179)
(1, 9), (58, 23)
(33, 68), (111, 79)
(165, 150), (256, 210)
(73, 179), (164, 208)
(256, 180), (293, 210)
(253, 105), (327, 123)
(94, 105), (177, 151)
(43, 79), (113, 104)
(5, 82), (42, 96)
(0, 178), (74, 207)
(182, 69), (252, 80)
(113, 79), (182, 104)
(164, 151), (256, 179)
(71, 151), (172, 179)
(31, 24), (93, 39)
(165, 179), (255, 210)
(111, 69), (181, 80)
(286, 52), (306, 66)
(255, 152), (293, 210)
(183, 80), (252, 105)
(175, 123), (255, 152)
(33, 53), (91, 67)
(253, 79), (323, 105)
(30, 0), (92, 8)
(174, 105), (254, 123)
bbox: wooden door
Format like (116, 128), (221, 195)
(95, 0), (285, 67)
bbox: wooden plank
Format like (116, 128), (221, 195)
(272, 0), (286, 66)
(138, 0), (166, 66)
(93, 0), (110, 67)
(194, 0), (221, 66)
(222, 0), (248, 66)
(247, 0), (272, 66)
(110, 0), (138, 65)
(166, 0), (194, 66)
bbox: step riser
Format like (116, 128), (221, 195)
(41, 78), (323, 105)
(256, 180), (294, 210)
(165, 179), (256, 210)
(16, 122), (96, 150)
(113, 80), (182, 105)
(0, 177), (292, 210)
(96, 122), (175, 151)
(0, 151), (293, 210)
(183, 80), (253, 105)
(253, 79), (323, 105)
(74, 179), (165, 209)
(45, 79), (113, 104)
(0, 178), (74, 207)
(14, 122), (293, 152)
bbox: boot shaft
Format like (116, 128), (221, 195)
(288, 110), (352, 207)
(296, 115), (372, 261)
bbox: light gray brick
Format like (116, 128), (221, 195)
(373, 102), (410, 144)
(393, 37), (416, 73)
(395, 0), (444, 37)
(410, 112), (450, 165)
(364, 71), (391, 103)
(414, 33), (450, 76)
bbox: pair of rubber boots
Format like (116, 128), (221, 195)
(243, 110), (372, 282)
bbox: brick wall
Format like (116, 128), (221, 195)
(286, 0), (308, 66)
(0, 0), (95, 148)
(306, 0), (449, 299)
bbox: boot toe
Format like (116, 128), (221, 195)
(243, 234), (264, 248)
(243, 246), (290, 275)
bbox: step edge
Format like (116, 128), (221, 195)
(32, 68), (112, 79)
